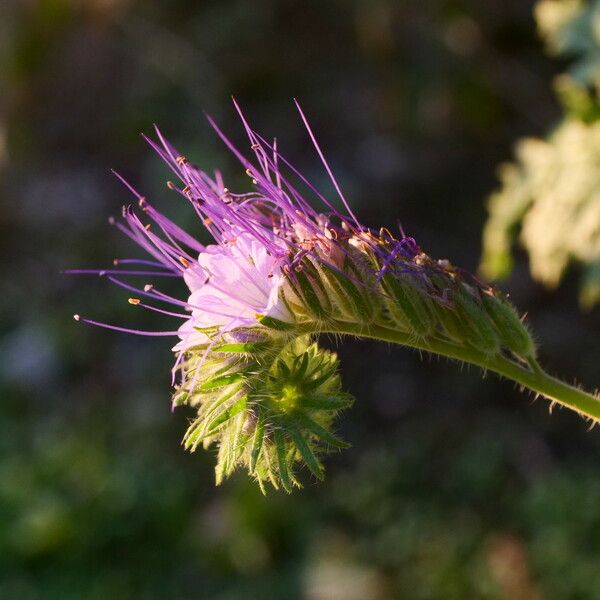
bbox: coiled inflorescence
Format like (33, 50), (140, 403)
(72, 101), (598, 493)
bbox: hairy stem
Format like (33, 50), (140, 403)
(316, 321), (600, 422)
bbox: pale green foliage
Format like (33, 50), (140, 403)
(482, 120), (600, 307)
(481, 0), (600, 307)
(537, 0), (600, 118)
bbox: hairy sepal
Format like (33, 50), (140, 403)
(175, 330), (353, 492)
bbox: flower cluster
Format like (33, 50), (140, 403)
(72, 101), (599, 492)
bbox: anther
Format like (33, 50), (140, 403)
(166, 181), (176, 190)
(73, 314), (81, 321)
(179, 256), (190, 268)
(175, 155), (187, 165)
(108, 216), (115, 225)
(128, 298), (141, 305)
(144, 284), (154, 292)
(203, 218), (212, 226)
(113, 259), (120, 265)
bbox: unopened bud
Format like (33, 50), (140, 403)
(482, 291), (536, 359)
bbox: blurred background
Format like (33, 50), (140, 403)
(2, 1), (600, 598)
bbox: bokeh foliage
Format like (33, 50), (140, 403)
(481, 0), (600, 308)
(2, 1), (600, 598)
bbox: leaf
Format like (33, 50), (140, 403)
(200, 371), (244, 391)
(293, 351), (310, 379)
(304, 367), (337, 391)
(249, 413), (266, 474)
(273, 428), (292, 493)
(295, 412), (350, 449)
(302, 393), (354, 411)
(207, 396), (247, 433)
(290, 426), (324, 480)
(257, 315), (295, 330)
(213, 342), (268, 354)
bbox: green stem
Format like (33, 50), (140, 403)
(317, 320), (600, 421)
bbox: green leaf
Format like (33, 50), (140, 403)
(290, 426), (324, 480)
(249, 413), (265, 474)
(273, 428), (292, 493)
(200, 371), (244, 391)
(213, 342), (268, 354)
(304, 366), (337, 391)
(207, 396), (247, 433)
(302, 393), (354, 411)
(293, 352), (310, 379)
(295, 412), (350, 449)
(258, 315), (295, 330)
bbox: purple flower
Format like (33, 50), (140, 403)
(174, 230), (292, 352)
(70, 99), (389, 345)
(70, 101), (552, 491)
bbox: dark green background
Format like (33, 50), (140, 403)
(1, 1), (600, 598)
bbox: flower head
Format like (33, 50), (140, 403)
(71, 100), (546, 491)
(175, 230), (292, 352)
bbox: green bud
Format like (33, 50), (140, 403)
(452, 285), (501, 356)
(381, 273), (435, 337)
(282, 261), (332, 322)
(482, 291), (536, 359)
(318, 261), (374, 322)
(176, 332), (353, 492)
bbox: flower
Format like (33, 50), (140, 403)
(175, 231), (292, 353)
(72, 100), (600, 492)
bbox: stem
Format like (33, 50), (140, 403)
(317, 320), (600, 422)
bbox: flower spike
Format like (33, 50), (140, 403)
(72, 102), (600, 492)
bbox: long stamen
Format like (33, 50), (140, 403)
(64, 269), (180, 277)
(73, 314), (179, 336)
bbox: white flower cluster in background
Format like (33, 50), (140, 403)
(481, 0), (600, 308)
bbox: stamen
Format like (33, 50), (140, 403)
(73, 315), (179, 336)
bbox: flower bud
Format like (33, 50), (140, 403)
(180, 332), (353, 492)
(481, 291), (536, 359)
(452, 284), (501, 356)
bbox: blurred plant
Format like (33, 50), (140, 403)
(72, 101), (600, 492)
(481, 0), (600, 308)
